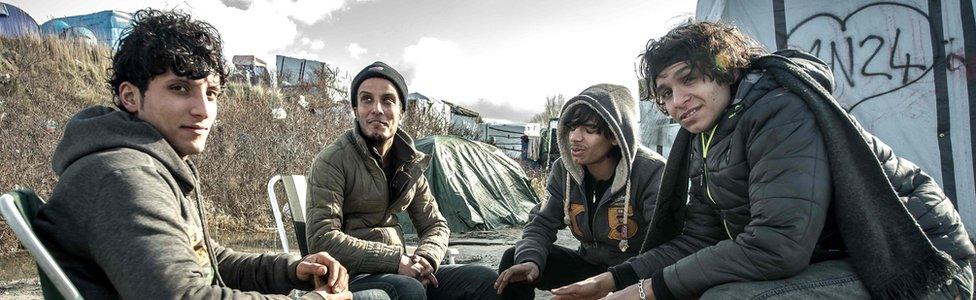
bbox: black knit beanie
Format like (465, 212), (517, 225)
(350, 61), (408, 112)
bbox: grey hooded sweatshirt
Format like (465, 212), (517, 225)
(512, 84), (666, 286)
(33, 106), (317, 299)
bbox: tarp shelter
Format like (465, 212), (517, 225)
(276, 55), (329, 86)
(479, 123), (526, 158)
(683, 0), (976, 238)
(40, 10), (132, 49)
(0, 2), (39, 37)
(398, 135), (540, 234)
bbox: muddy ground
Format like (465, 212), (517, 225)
(0, 228), (581, 299)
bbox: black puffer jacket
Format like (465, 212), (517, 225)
(622, 59), (974, 298)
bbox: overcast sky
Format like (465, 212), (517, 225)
(11, 0), (695, 122)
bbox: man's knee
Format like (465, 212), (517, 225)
(354, 274), (426, 300)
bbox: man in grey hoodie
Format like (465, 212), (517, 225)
(32, 9), (387, 300)
(493, 84), (666, 299)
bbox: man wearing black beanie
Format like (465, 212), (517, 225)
(306, 61), (499, 300)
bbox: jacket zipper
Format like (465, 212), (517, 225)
(701, 126), (734, 240)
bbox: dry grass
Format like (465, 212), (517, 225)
(0, 35), (113, 254)
(0, 36), (546, 259)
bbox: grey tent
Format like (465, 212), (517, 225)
(0, 2), (39, 37)
(641, 0), (976, 239)
(399, 135), (539, 234)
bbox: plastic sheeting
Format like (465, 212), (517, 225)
(0, 2), (39, 37)
(398, 135), (539, 234)
(696, 0), (976, 238)
(40, 10), (133, 49)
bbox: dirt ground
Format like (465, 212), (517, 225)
(0, 228), (581, 299)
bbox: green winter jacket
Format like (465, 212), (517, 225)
(306, 126), (450, 275)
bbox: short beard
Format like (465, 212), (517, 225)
(364, 132), (391, 146)
(358, 122), (393, 146)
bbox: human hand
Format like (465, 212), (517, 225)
(410, 255), (439, 288)
(494, 262), (540, 294)
(297, 252), (348, 293)
(551, 271), (615, 300)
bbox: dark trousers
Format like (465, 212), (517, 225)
(498, 245), (606, 300)
(350, 264), (498, 300)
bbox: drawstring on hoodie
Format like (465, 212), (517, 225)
(562, 169), (633, 252)
(193, 177), (226, 287)
(619, 181), (631, 252)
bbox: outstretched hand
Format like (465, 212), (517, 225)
(494, 262), (540, 294)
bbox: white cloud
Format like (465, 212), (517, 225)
(347, 43), (367, 59)
(401, 37), (470, 99)
(174, 0), (362, 69)
(300, 37), (326, 50)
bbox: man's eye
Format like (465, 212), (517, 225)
(660, 89), (673, 101)
(682, 76), (697, 84)
(171, 85), (188, 93)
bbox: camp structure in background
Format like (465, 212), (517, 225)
(232, 55), (270, 86)
(398, 135), (540, 234)
(0, 2), (39, 37)
(479, 122), (527, 158)
(39, 10), (132, 49)
(407, 92), (452, 121)
(637, 78), (681, 156)
(640, 0), (976, 239)
(275, 54), (330, 87)
(443, 100), (481, 136)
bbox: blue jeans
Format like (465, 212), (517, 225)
(349, 264), (498, 300)
(351, 289), (392, 300)
(701, 259), (973, 299)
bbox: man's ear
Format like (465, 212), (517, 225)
(118, 82), (141, 114)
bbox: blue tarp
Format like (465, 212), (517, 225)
(0, 2), (39, 37)
(40, 10), (132, 48)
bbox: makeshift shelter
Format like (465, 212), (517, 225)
(0, 2), (39, 37)
(641, 0), (976, 238)
(407, 92), (452, 121)
(39, 19), (68, 36)
(232, 55), (270, 86)
(479, 123), (527, 158)
(398, 135), (540, 234)
(60, 26), (97, 46)
(40, 10), (132, 48)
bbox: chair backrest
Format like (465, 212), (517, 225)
(0, 189), (83, 300)
(267, 175), (309, 256)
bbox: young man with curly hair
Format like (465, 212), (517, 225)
(588, 21), (975, 300)
(33, 9), (386, 300)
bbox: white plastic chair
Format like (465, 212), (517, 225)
(267, 175), (309, 256)
(1, 191), (83, 300)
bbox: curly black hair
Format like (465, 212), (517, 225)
(109, 8), (227, 107)
(639, 21), (767, 113)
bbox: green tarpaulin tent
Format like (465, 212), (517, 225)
(399, 135), (539, 234)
